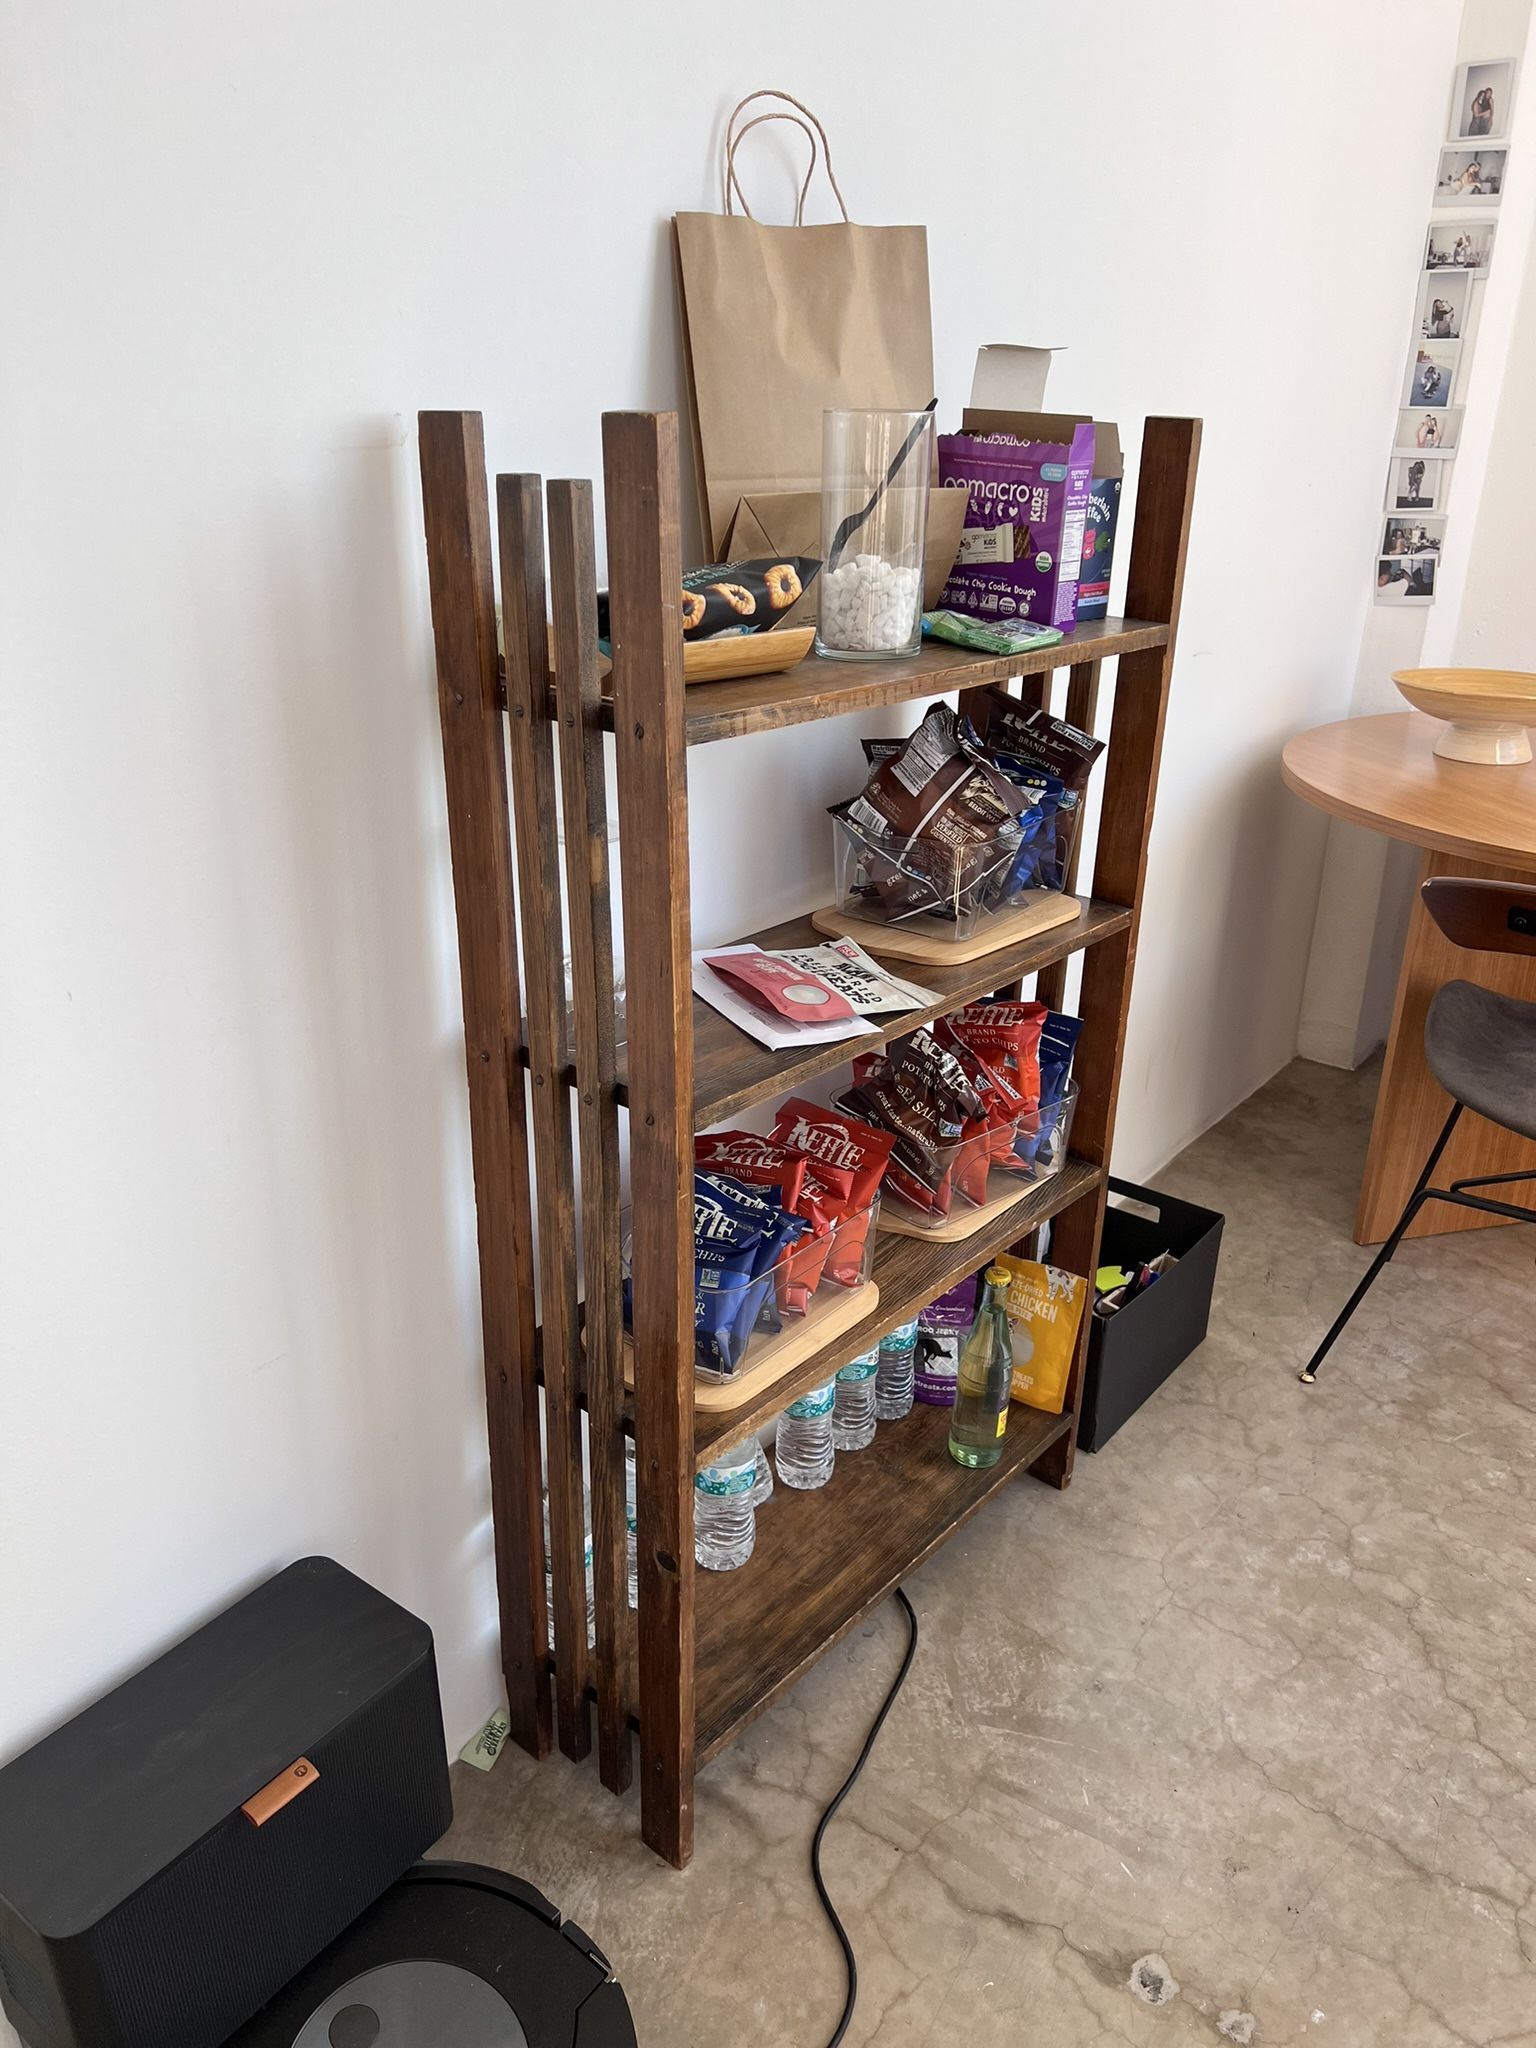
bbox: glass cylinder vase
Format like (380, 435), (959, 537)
(817, 408), (933, 660)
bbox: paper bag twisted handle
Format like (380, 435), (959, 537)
(724, 90), (851, 224)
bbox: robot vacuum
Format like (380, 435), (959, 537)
(226, 1862), (636, 2048)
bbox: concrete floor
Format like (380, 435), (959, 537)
(447, 1058), (1536, 2046)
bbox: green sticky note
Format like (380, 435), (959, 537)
(1096, 1265), (1130, 1294)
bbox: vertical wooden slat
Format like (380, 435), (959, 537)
(1035, 419), (1201, 1490)
(1036, 657), (1103, 1013)
(498, 473), (592, 1762)
(604, 411), (697, 1868)
(547, 477), (632, 1793)
(417, 413), (550, 1757)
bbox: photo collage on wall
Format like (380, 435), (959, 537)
(1379, 56), (1515, 605)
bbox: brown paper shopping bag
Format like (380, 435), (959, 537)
(675, 91), (935, 556)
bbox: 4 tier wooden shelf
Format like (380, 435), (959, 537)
(419, 408), (1200, 1867)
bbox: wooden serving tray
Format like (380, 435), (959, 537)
(623, 1279), (878, 1414)
(684, 626), (815, 685)
(878, 1164), (1069, 1242)
(810, 891), (1083, 965)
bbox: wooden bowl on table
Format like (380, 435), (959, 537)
(1393, 667), (1536, 765)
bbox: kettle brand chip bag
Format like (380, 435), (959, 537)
(993, 1254), (1088, 1415)
(839, 1026), (985, 1217)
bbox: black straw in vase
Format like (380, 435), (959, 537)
(827, 399), (938, 570)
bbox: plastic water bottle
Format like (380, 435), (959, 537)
(694, 1442), (757, 1571)
(834, 1345), (881, 1450)
(876, 1318), (919, 1423)
(543, 1492), (596, 1646)
(624, 1443), (639, 1611)
(747, 1438), (774, 1509)
(776, 1379), (836, 1489)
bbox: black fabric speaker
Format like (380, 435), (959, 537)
(0, 1557), (452, 2048)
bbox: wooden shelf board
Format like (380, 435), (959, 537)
(690, 1396), (1075, 1761)
(810, 889), (1083, 965)
(692, 1155), (1100, 1465)
(670, 617), (1171, 747)
(615, 900), (1130, 1130)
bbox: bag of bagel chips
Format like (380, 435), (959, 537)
(679, 556), (822, 640)
(992, 1253), (1087, 1415)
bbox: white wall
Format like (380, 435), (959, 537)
(1, 0), (1461, 1803)
(1298, 0), (1536, 1067)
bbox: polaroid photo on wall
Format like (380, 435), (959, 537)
(1394, 406), (1462, 453)
(1425, 219), (1496, 275)
(1387, 453), (1451, 511)
(1376, 556), (1437, 607)
(1435, 147), (1508, 206)
(1382, 514), (1445, 558)
(1418, 273), (1472, 340)
(1450, 58), (1515, 143)
(1404, 338), (1461, 407)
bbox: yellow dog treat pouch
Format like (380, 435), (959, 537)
(994, 1255), (1087, 1414)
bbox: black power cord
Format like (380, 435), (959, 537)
(811, 1588), (920, 2048)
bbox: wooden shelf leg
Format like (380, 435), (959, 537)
(1034, 418), (1201, 1491)
(418, 414), (552, 1757)
(604, 412), (697, 1867)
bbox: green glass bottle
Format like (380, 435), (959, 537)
(948, 1264), (1015, 1469)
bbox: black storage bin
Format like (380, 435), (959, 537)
(1079, 1177), (1224, 1452)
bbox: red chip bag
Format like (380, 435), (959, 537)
(695, 1131), (820, 1307)
(950, 1001), (1047, 1116)
(934, 1015), (1028, 1167)
(693, 1132), (807, 1213)
(767, 1099), (894, 1283)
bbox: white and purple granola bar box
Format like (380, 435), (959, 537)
(936, 420), (1096, 634)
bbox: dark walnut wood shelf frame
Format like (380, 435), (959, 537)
(419, 408), (1200, 1868)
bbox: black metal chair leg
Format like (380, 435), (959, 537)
(1299, 1102), (1464, 1384)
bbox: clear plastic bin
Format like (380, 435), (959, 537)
(623, 1195), (879, 1385)
(832, 802), (1078, 940)
(876, 1082), (1079, 1231)
(880, 1120), (1009, 1226)
(1014, 1080), (1080, 1184)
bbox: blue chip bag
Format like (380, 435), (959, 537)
(1039, 1011), (1082, 1109)
(693, 1173), (774, 1374)
(692, 1173), (806, 1374)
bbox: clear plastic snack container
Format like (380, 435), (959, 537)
(831, 802), (1080, 941)
(1015, 1081), (1080, 1184)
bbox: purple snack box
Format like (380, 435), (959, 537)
(937, 421), (1096, 634)
(914, 1273), (980, 1405)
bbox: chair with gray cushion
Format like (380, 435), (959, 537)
(1300, 876), (1536, 1384)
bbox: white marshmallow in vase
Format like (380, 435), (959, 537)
(819, 554), (922, 653)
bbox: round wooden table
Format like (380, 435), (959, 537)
(1284, 711), (1536, 1242)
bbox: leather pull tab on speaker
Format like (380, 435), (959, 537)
(242, 1758), (319, 1826)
